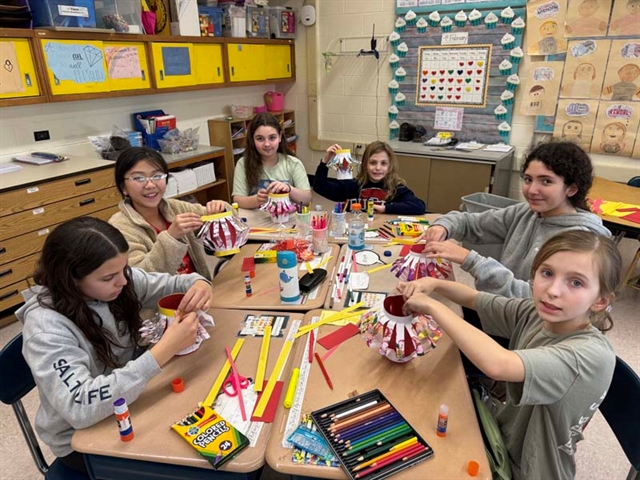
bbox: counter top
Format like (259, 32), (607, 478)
(0, 156), (115, 192)
(388, 140), (513, 163)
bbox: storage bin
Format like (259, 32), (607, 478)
(246, 4), (269, 38)
(95, 0), (143, 33)
(460, 192), (522, 260)
(220, 4), (246, 37)
(198, 5), (222, 36)
(269, 6), (296, 39)
(31, 0), (96, 28)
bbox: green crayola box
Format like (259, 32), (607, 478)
(254, 242), (278, 263)
(172, 406), (249, 469)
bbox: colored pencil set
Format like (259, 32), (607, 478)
(311, 390), (433, 480)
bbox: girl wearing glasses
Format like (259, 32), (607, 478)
(110, 147), (230, 278)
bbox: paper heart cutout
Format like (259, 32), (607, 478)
(477, 61), (484, 66)
(439, 78), (445, 83)
(438, 95), (443, 99)
(431, 70), (437, 75)
(457, 78), (463, 83)
(459, 62), (464, 66)
(422, 86), (427, 90)
(475, 86), (481, 90)
(439, 70), (445, 74)
(447, 87), (453, 91)
(476, 79), (482, 83)
(456, 87), (462, 91)
(431, 79), (437, 84)
(421, 94), (426, 98)
(466, 87), (472, 92)
(465, 78), (472, 83)
(448, 78), (454, 83)
(448, 69), (453, 74)
(430, 94), (436, 99)
(423, 70), (428, 75)
(455, 95), (461, 100)
(430, 86), (436, 90)
(438, 86), (444, 90)
(468, 61), (473, 65)
(422, 78), (428, 83)
(477, 69), (482, 74)
(467, 70), (472, 75)
(447, 95), (452, 99)
(457, 69), (463, 75)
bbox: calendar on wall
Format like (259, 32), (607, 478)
(416, 44), (492, 107)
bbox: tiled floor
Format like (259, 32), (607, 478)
(1, 238), (638, 480)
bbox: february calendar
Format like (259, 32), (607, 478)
(416, 45), (492, 108)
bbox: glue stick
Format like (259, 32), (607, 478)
(367, 199), (375, 221)
(436, 404), (449, 437)
(244, 274), (253, 297)
(114, 398), (134, 442)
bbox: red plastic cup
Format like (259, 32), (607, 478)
(172, 378), (184, 393)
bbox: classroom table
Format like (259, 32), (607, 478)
(323, 243), (420, 312)
(589, 176), (640, 239)
(266, 305), (491, 479)
(71, 309), (305, 480)
(209, 243), (341, 311)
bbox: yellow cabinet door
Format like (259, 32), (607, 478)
(227, 43), (266, 82)
(151, 43), (195, 88)
(265, 45), (292, 79)
(193, 43), (224, 85)
(40, 39), (110, 95)
(103, 42), (151, 91)
(0, 38), (40, 98)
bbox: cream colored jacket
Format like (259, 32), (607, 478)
(109, 198), (212, 279)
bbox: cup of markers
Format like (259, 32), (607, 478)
(311, 211), (329, 254)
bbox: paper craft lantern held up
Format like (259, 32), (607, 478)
(326, 149), (361, 180)
(197, 211), (250, 257)
(359, 295), (442, 363)
(260, 192), (298, 223)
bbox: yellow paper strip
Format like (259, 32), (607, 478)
(254, 325), (272, 392)
(305, 261), (314, 274)
(203, 338), (245, 407)
(314, 255), (333, 270)
(252, 324), (298, 417)
(295, 301), (366, 338)
(366, 263), (393, 274)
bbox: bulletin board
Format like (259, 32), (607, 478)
(390, 7), (526, 144)
(396, 0), (526, 14)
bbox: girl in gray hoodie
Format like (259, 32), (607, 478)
(420, 141), (610, 298)
(17, 217), (212, 474)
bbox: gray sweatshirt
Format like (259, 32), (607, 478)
(433, 202), (611, 297)
(16, 268), (206, 457)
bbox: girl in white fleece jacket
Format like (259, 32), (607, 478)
(17, 217), (211, 475)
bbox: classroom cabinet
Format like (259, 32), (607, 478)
(151, 42), (195, 89)
(192, 43), (224, 85)
(0, 162), (119, 319)
(227, 43), (266, 83)
(0, 37), (41, 100)
(265, 44), (292, 79)
(103, 41), (151, 91)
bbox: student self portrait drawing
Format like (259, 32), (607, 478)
(565, 0), (611, 37)
(559, 40), (610, 99)
(519, 62), (564, 116)
(601, 40), (640, 102)
(552, 99), (600, 151)
(609, 0), (640, 36)
(527, 0), (568, 55)
(590, 101), (640, 156)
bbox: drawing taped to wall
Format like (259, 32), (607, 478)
(591, 101), (639, 156)
(600, 40), (640, 101)
(552, 99), (599, 150)
(560, 39), (610, 99)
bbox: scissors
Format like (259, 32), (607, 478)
(222, 374), (249, 397)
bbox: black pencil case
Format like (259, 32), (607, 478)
(299, 269), (327, 293)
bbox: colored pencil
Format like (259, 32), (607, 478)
(352, 437), (419, 471)
(308, 330), (314, 364)
(343, 425), (413, 456)
(329, 403), (393, 431)
(334, 411), (401, 439)
(353, 443), (427, 478)
(344, 420), (408, 446)
(314, 352), (333, 389)
(345, 434), (417, 464)
(342, 417), (405, 444)
(319, 397), (378, 419)
(346, 423), (412, 450)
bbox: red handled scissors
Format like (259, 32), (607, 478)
(222, 374), (249, 397)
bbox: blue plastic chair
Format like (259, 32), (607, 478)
(599, 357), (640, 480)
(0, 334), (90, 480)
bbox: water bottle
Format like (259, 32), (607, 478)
(277, 251), (300, 303)
(348, 203), (365, 251)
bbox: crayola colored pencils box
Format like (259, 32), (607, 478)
(172, 406), (249, 469)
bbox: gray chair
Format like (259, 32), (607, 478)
(0, 334), (89, 479)
(599, 356), (640, 480)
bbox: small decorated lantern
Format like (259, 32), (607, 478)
(391, 244), (453, 281)
(198, 211), (249, 257)
(359, 295), (441, 363)
(138, 294), (214, 355)
(327, 149), (361, 180)
(260, 192), (298, 223)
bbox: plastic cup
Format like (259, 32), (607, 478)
(330, 211), (347, 237)
(172, 378), (184, 393)
(312, 226), (329, 254)
(296, 211), (311, 237)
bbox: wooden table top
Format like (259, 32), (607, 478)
(210, 243), (341, 311)
(266, 307), (491, 479)
(589, 176), (640, 230)
(71, 309), (304, 473)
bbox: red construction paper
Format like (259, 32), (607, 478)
(400, 245), (411, 257)
(317, 323), (360, 350)
(241, 257), (256, 272)
(250, 380), (284, 423)
(621, 211), (640, 224)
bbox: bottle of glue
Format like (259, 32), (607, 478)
(114, 398), (134, 441)
(436, 404), (449, 437)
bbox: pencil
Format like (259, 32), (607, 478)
(308, 330), (314, 364)
(314, 352), (333, 390)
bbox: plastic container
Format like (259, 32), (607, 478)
(95, 0), (143, 33)
(461, 193), (521, 259)
(264, 91), (284, 112)
(198, 5), (223, 36)
(246, 4), (269, 38)
(31, 0), (96, 28)
(348, 203), (365, 251)
(269, 6), (296, 39)
(277, 251), (300, 303)
(220, 4), (246, 37)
